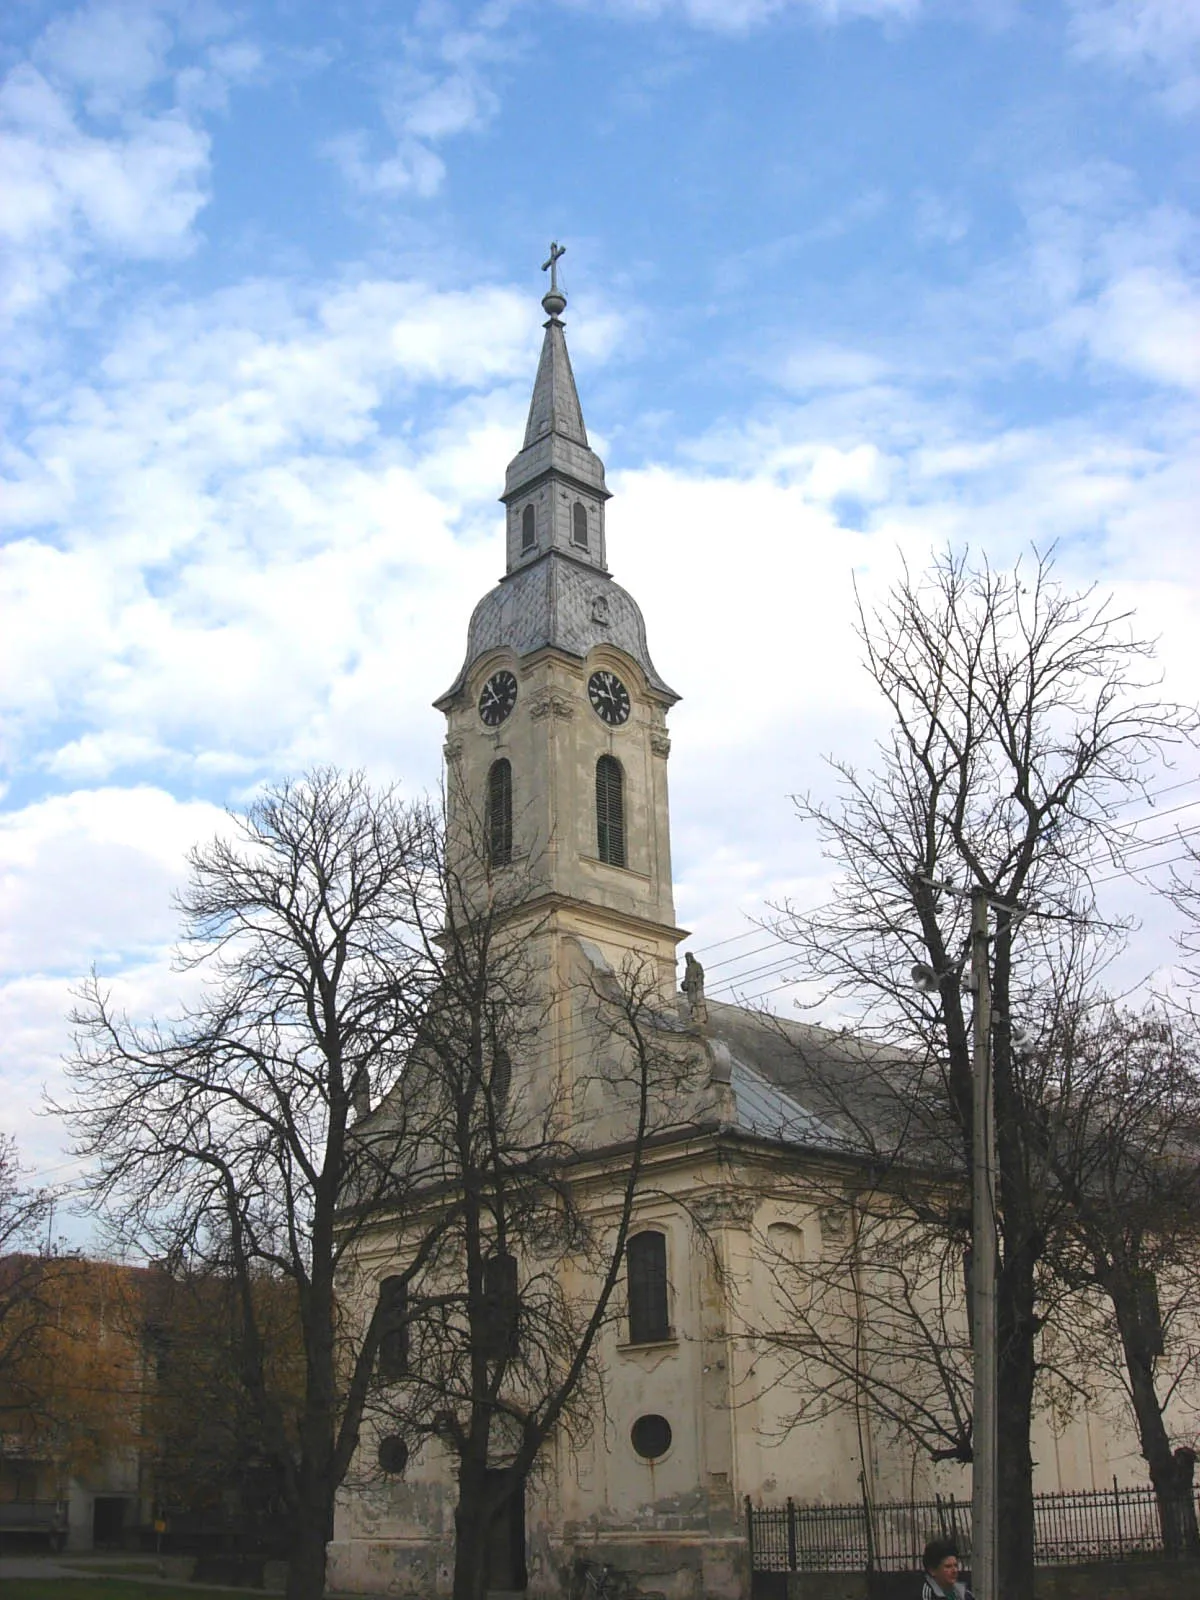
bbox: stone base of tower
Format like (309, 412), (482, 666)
(327, 1529), (749, 1600)
(327, 1533), (450, 1596)
(550, 1533), (749, 1600)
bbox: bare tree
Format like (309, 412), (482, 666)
(59, 771), (455, 1600)
(768, 548), (1194, 1597)
(58, 770), (702, 1600)
(135, 1259), (305, 1555)
(1037, 997), (1200, 1555)
(0, 1136), (63, 1423)
(355, 810), (703, 1600)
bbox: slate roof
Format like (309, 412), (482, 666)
(704, 998), (948, 1162)
(436, 551), (678, 707)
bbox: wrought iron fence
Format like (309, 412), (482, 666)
(746, 1481), (1192, 1572)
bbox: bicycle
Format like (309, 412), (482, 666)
(572, 1557), (629, 1600)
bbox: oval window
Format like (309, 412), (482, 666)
(378, 1435), (409, 1475)
(630, 1414), (672, 1460)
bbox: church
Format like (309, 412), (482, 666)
(327, 254), (1152, 1600)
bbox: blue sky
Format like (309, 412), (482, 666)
(2, 0), (1198, 1194)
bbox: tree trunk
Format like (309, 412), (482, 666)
(284, 1504), (330, 1600)
(452, 1460), (491, 1600)
(1116, 1310), (1200, 1556)
(995, 1234), (1037, 1599)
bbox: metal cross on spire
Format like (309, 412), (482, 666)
(542, 241), (565, 293)
(541, 241), (567, 317)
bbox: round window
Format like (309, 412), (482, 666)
(378, 1436), (409, 1476)
(630, 1414), (672, 1460)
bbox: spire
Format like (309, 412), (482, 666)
(501, 243), (610, 574)
(522, 243), (588, 449)
(523, 320), (588, 448)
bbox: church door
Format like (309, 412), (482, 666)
(484, 1468), (527, 1592)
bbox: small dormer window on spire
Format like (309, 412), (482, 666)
(572, 501), (588, 550)
(521, 504), (536, 553)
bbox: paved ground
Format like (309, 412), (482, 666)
(0, 1555), (80, 1576)
(0, 1551), (369, 1595)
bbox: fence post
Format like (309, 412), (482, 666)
(787, 1497), (797, 1573)
(1114, 1476), (1124, 1560)
(745, 1496), (755, 1572)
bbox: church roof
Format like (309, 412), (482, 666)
(704, 999), (940, 1161)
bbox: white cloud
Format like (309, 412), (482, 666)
(1077, 265), (1200, 391)
(584, 0), (920, 28)
(1069, 0), (1200, 112)
(0, 2), (264, 328)
(778, 343), (892, 392)
(323, 130), (446, 198)
(1020, 182), (1200, 392)
(35, 1), (175, 113)
(0, 50), (209, 322)
(1, 275), (569, 785)
(913, 190), (971, 246)
(0, 786), (227, 976)
(326, 7), (511, 200)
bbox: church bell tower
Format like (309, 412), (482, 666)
(434, 247), (684, 995)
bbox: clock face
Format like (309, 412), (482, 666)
(479, 670), (518, 727)
(588, 670), (631, 726)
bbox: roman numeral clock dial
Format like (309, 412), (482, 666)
(479, 670), (518, 727)
(588, 671), (631, 726)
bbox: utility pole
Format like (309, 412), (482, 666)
(970, 885), (998, 1600)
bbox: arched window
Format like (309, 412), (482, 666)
(572, 501), (588, 549)
(487, 759), (512, 867)
(521, 504), (536, 552)
(626, 1229), (669, 1344)
(595, 755), (625, 868)
(481, 1251), (519, 1359)
(377, 1276), (409, 1380)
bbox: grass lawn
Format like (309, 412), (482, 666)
(1, 1583), (265, 1600)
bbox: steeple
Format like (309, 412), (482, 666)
(501, 243), (610, 575)
(436, 248), (677, 710)
(521, 242), (588, 449)
(434, 243), (682, 985)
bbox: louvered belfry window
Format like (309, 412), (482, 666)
(595, 755), (625, 867)
(521, 504), (536, 551)
(572, 500), (588, 548)
(488, 759), (513, 866)
(626, 1230), (669, 1344)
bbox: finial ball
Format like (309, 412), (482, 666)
(541, 240), (567, 318)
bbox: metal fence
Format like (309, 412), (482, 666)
(746, 1481), (1192, 1572)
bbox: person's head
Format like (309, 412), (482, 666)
(922, 1539), (960, 1588)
